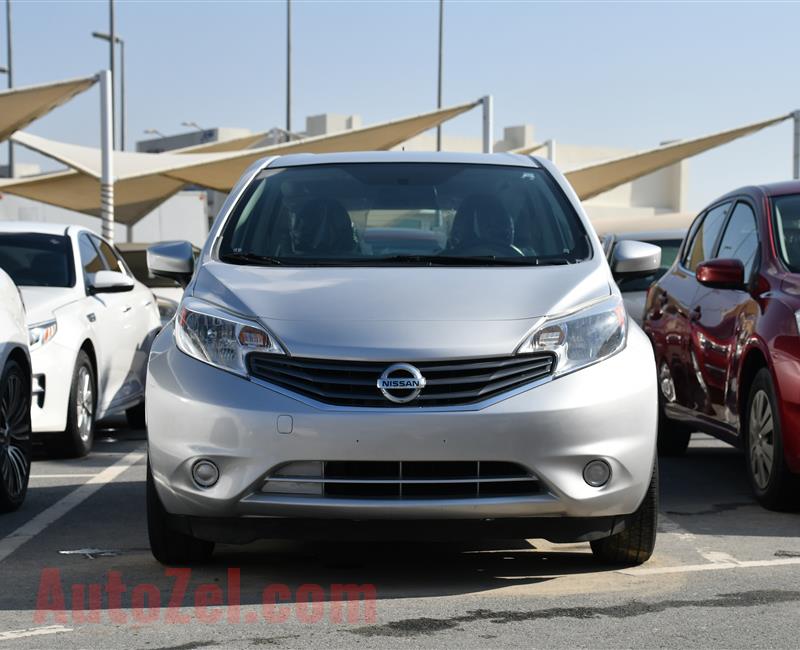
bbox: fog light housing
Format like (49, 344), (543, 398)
(583, 459), (611, 487)
(192, 460), (220, 488)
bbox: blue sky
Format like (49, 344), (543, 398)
(6, 0), (800, 210)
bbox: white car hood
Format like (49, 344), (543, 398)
(19, 286), (78, 325)
(191, 259), (612, 360)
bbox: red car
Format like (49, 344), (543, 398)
(644, 181), (800, 509)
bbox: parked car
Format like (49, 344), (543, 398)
(117, 242), (198, 326)
(145, 152), (661, 566)
(0, 268), (31, 511)
(0, 223), (161, 456)
(604, 230), (686, 324)
(644, 181), (800, 509)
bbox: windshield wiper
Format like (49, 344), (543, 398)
(220, 251), (284, 266)
(375, 255), (569, 266)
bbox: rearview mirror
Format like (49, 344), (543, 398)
(88, 270), (135, 294)
(696, 258), (745, 290)
(147, 241), (195, 288)
(611, 240), (661, 279)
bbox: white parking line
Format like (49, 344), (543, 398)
(29, 474), (99, 479)
(620, 557), (800, 576)
(0, 625), (72, 641)
(0, 448), (145, 564)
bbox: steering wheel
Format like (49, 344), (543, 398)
(453, 242), (526, 258)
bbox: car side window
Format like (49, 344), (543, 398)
(78, 234), (105, 275)
(683, 202), (731, 272)
(716, 201), (759, 281)
(92, 236), (123, 273)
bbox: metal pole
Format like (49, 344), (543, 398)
(100, 70), (115, 243)
(436, 0), (443, 152)
(119, 39), (125, 151)
(109, 0), (116, 150)
(5, 0), (12, 177)
(481, 95), (493, 154)
(286, 0), (291, 137)
(793, 110), (800, 180)
(546, 139), (557, 163)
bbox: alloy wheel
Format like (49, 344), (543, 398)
(76, 366), (94, 443)
(0, 368), (30, 501)
(749, 389), (775, 490)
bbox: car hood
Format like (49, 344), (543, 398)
(191, 259), (612, 360)
(19, 286), (78, 325)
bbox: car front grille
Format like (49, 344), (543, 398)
(261, 461), (541, 499)
(246, 352), (555, 407)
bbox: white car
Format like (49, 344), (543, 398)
(0, 223), (161, 456)
(0, 267), (31, 511)
(116, 243), (197, 326)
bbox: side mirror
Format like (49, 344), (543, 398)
(147, 241), (195, 288)
(696, 258), (745, 290)
(88, 270), (135, 294)
(611, 240), (661, 279)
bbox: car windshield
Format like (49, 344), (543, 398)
(616, 239), (682, 292)
(772, 194), (800, 272)
(0, 232), (75, 287)
(218, 163), (591, 266)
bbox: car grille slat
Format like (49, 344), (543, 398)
(262, 460), (542, 499)
(247, 352), (555, 407)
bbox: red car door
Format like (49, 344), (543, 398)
(690, 200), (761, 431)
(651, 202), (732, 413)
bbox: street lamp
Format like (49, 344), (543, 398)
(92, 30), (125, 150)
(181, 121), (205, 132)
(3, 0), (13, 177)
(144, 128), (166, 138)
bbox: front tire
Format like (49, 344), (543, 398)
(147, 460), (214, 565)
(745, 369), (799, 511)
(591, 462), (658, 566)
(0, 359), (32, 512)
(656, 362), (691, 456)
(56, 351), (95, 458)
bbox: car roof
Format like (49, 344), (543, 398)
(616, 229), (687, 241)
(267, 150), (540, 168)
(712, 180), (800, 202)
(0, 221), (96, 237)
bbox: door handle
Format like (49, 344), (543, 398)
(122, 305), (132, 314)
(690, 306), (702, 322)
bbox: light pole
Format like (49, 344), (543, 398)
(181, 121), (204, 132)
(286, 0), (291, 138)
(436, 0), (443, 152)
(92, 31), (125, 150)
(3, 0), (12, 177)
(144, 128), (166, 138)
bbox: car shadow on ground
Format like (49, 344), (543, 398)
(659, 435), (800, 537)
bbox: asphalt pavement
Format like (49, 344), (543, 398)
(0, 423), (799, 649)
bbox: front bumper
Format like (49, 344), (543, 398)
(30, 341), (76, 433)
(146, 323), (657, 539)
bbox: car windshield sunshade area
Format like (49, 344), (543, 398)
(218, 163), (591, 266)
(772, 194), (800, 272)
(0, 232), (75, 287)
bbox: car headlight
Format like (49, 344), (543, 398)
(520, 294), (627, 377)
(28, 319), (57, 350)
(174, 298), (284, 376)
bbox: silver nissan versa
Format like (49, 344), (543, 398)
(145, 152), (662, 566)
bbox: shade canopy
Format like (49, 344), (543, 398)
(0, 99), (480, 223)
(0, 76), (97, 143)
(564, 113), (792, 200)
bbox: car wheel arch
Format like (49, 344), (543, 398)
(6, 347), (31, 394)
(737, 345), (772, 435)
